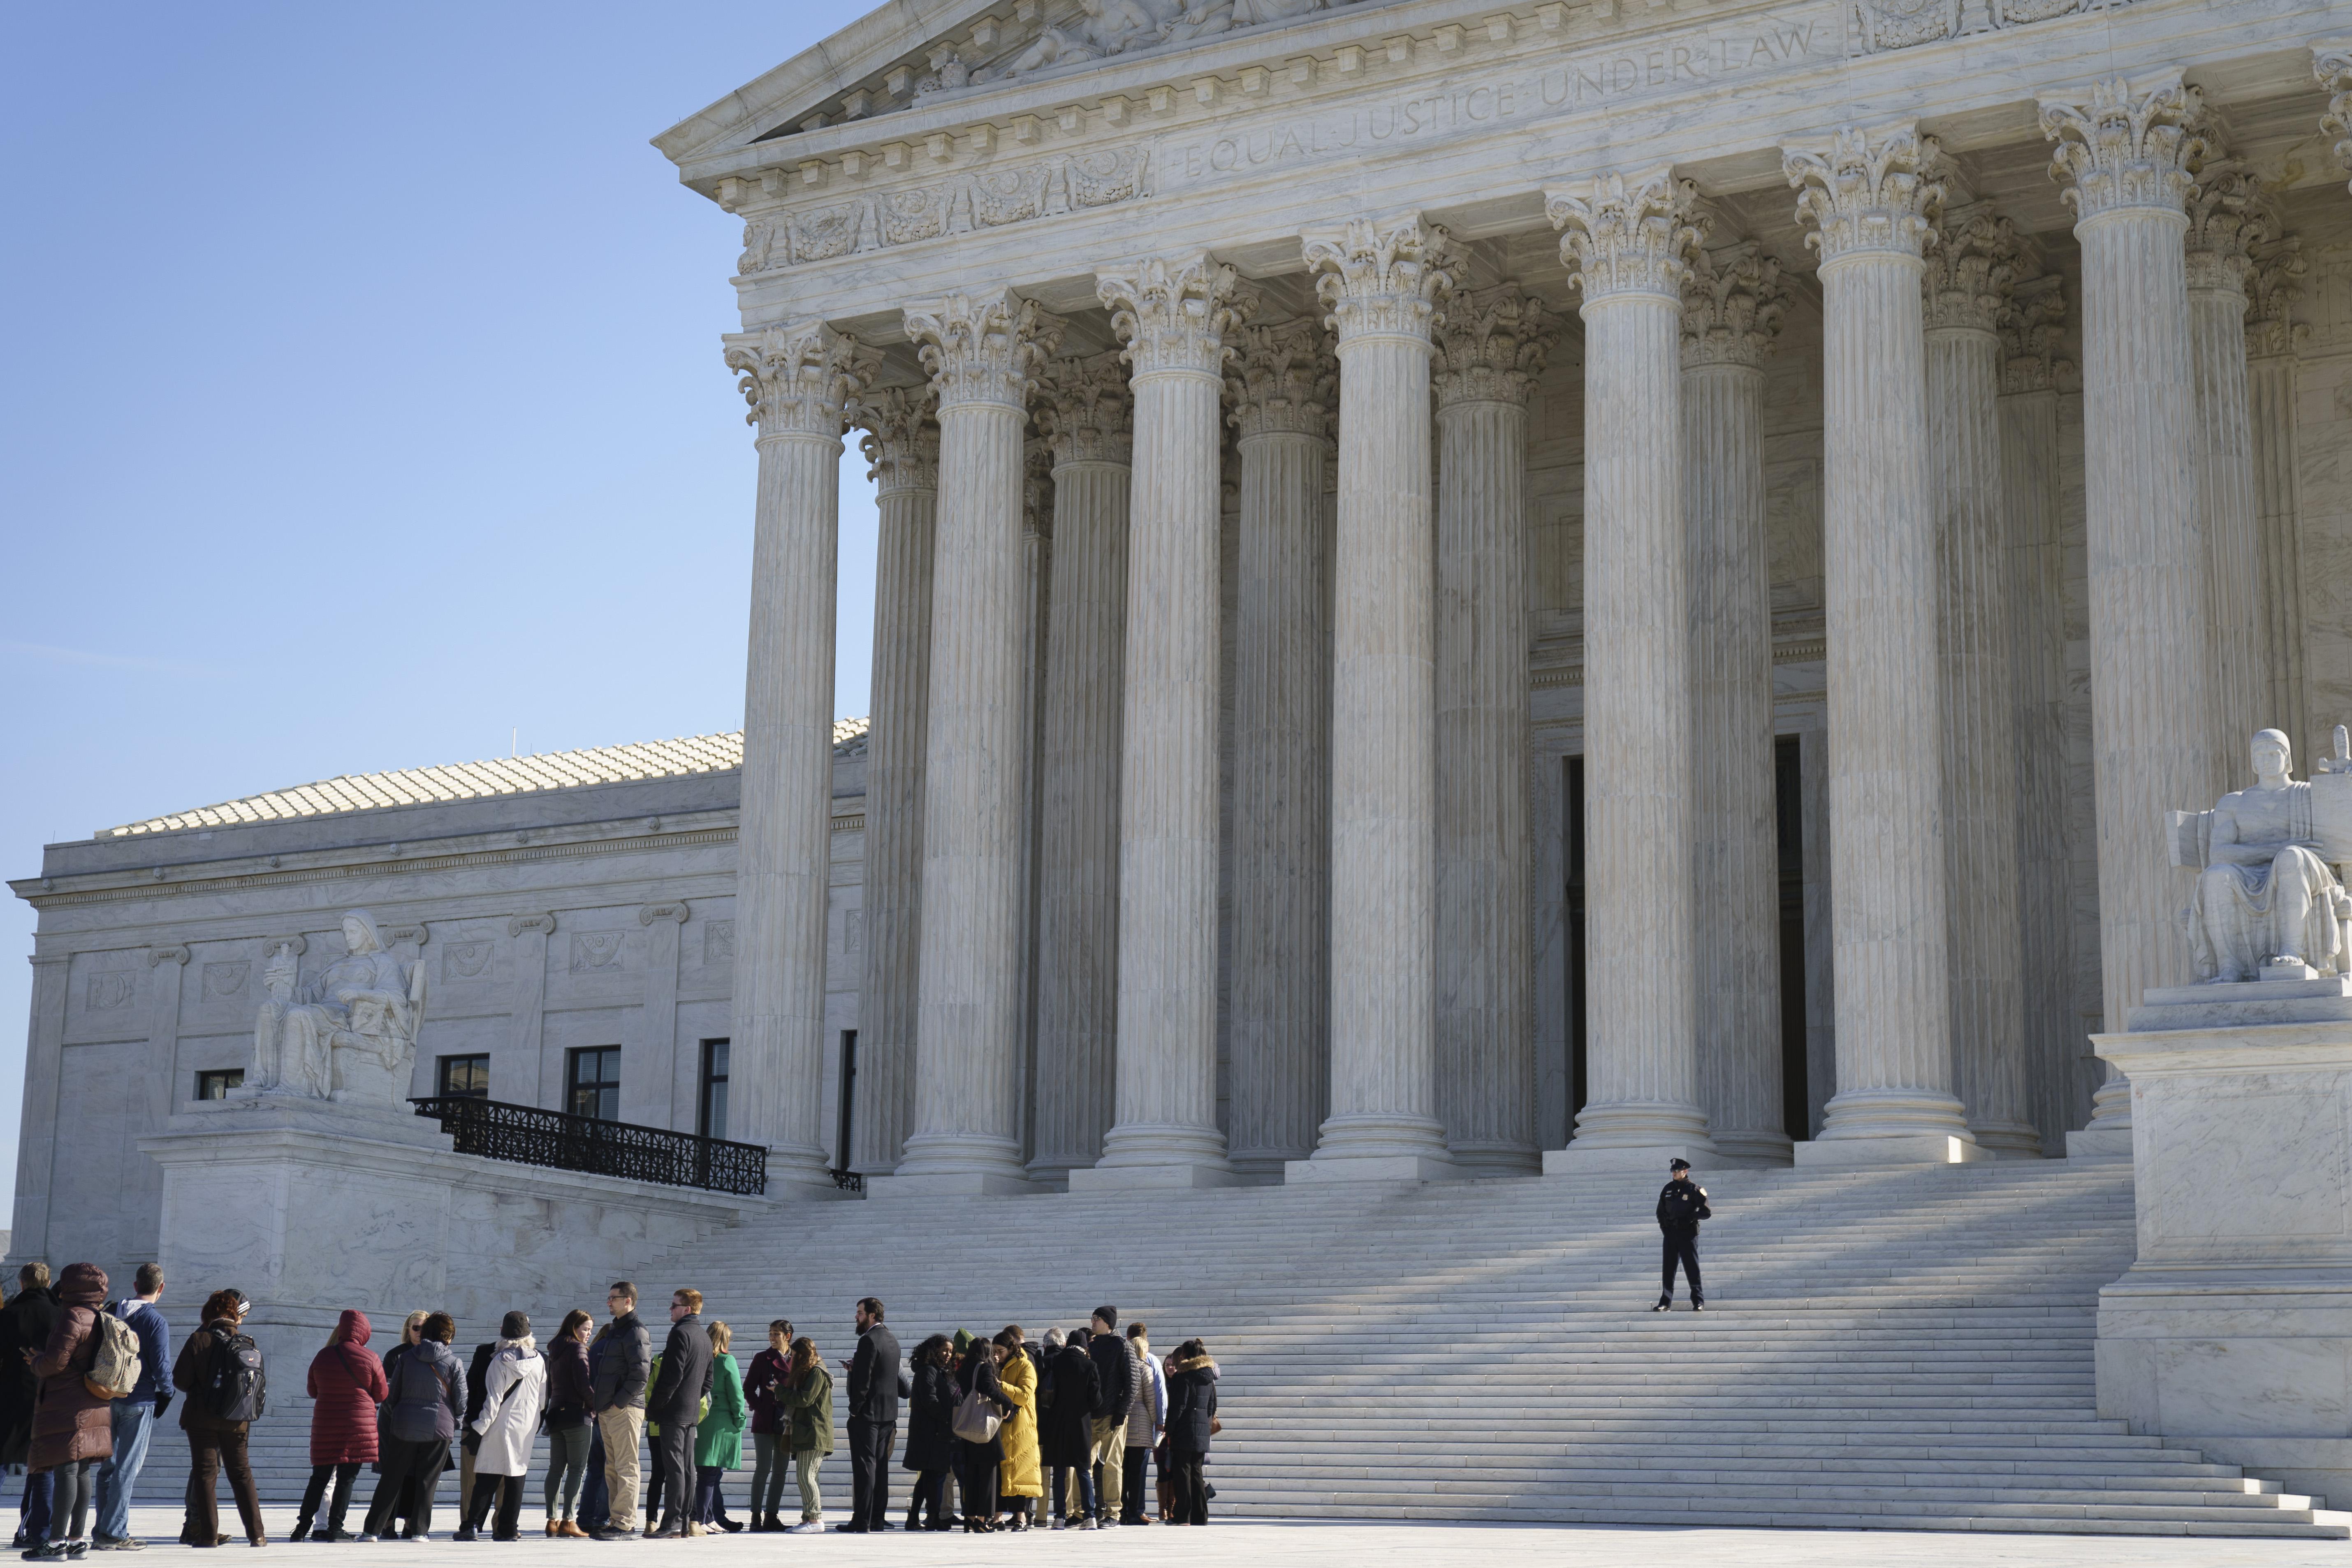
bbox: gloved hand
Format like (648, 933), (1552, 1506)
(153, 1393), (172, 1420)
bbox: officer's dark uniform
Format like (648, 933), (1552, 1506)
(1655, 1171), (1710, 1309)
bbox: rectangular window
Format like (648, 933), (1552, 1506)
(697, 1040), (730, 1142)
(568, 1046), (622, 1122)
(195, 1069), (243, 1101)
(437, 1054), (491, 1100)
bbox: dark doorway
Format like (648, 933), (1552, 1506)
(1774, 734), (1811, 1138)
(1567, 754), (1587, 1126)
(836, 1029), (858, 1173)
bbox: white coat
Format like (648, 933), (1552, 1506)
(470, 1337), (547, 1478)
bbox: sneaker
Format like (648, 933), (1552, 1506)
(20, 1547), (65, 1564)
(785, 1521), (824, 1536)
(1692, 1302), (1706, 1312)
(353, 1537), (377, 1545)
(1652, 1300), (1671, 1312)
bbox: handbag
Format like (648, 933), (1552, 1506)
(951, 1382), (1001, 1445)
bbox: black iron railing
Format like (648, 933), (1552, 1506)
(412, 1096), (767, 1195)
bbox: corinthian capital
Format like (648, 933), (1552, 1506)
(723, 322), (880, 440)
(1224, 317), (1336, 440)
(1036, 350), (1134, 467)
(2183, 160), (2276, 299)
(2317, 44), (2352, 191)
(2246, 237), (2310, 361)
(1433, 283), (1557, 407)
(1096, 254), (1253, 379)
(2039, 74), (2204, 222)
(904, 290), (1063, 412)
(853, 384), (940, 495)
(1783, 125), (1945, 264)
(1547, 170), (1701, 303)
(1997, 275), (2074, 396)
(1302, 214), (1458, 346)
(1681, 241), (1787, 370)
(1921, 203), (2019, 336)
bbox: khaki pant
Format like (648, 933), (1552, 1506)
(1088, 1416), (1123, 1517)
(597, 1407), (647, 1531)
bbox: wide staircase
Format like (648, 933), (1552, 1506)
(158, 1159), (2349, 1537)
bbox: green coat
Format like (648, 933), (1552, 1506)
(695, 1353), (747, 1470)
(784, 1361), (834, 1457)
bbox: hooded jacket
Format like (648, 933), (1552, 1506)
(783, 1358), (834, 1457)
(469, 1336), (547, 1478)
(1163, 1355), (1218, 1455)
(383, 1337), (466, 1445)
(307, 1310), (389, 1466)
(28, 1263), (111, 1469)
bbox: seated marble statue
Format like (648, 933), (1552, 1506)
(2189, 729), (2352, 982)
(249, 909), (426, 1102)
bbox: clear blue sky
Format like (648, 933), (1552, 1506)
(0, 4), (870, 1216)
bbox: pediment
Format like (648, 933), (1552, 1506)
(653, 0), (1406, 171)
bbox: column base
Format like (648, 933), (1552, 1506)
(1285, 1153), (1462, 1184)
(1543, 1143), (1753, 1175)
(1708, 1129), (1796, 1165)
(1794, 1134), (1989, 1167)
(2065, 1128), (2133, 1161)
(1067, 1160), (1240, 1192)
(863, 1171), (1037, 1199)
(1970, 1120), (2048, 1159)
(1444, 1141), (1543, 1178)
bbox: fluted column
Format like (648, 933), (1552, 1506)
(1546, 170), (1716, 1168)
(1430, 283), (1555, 1176)
(1682, 240), (1791, 1164)
(2248, 242), (2310, 745)
(1075, 254), (1249, 1189)
(1784, 125), (1974, 1161)
(1999, 278), (2079, 1148)
(849, 387), (939, 1176)
(1026, 353), (1133, 1185)
(1293, 213), (1458, 1182)
(1225, 320), (1336, 1179)
(721, 321), (878, 1192)
(884, 290), (1060, 1195)
(2041, 76), (2220, 1138)
(2185, 159), (2269, 753)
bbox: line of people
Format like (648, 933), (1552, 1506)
(0, 1267), (1221, 1554)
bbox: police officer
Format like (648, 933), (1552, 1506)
(1654, 1158), (1710, 1312)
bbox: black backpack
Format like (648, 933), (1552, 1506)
(202, 1324), (266, 1423)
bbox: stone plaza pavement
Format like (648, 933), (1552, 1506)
(110, 1510), (2352, 1566)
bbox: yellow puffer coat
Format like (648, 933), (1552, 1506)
(996, 1349), (1042, 1499)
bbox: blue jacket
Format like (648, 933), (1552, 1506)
(111, 1298), (174, 1406)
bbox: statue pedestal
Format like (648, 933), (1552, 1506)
(2092, 977), (2352, 1505)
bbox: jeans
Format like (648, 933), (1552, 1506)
(361, 1436), (447, 1539)
(543, 1424), (591, 1522)
(846, 1417), (893, 1529)
(691, 1465), (732, 1525)
(295, 1463), (361, 1539)
(1050, 1465), (1094, 1521)
(1121, 1445), (1150, 1523)
(46, 1459), (97, 1544)
(750, 1432), (789, 1517)
(579, 1423), (609, 1530)
(596, 1407), (645, 1531)
(794, 1452), (823, 1522)
(91, 1400), (154, 1540)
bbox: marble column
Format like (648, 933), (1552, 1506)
(1999, 277), (2079, 1148)
(1018, 438), (1053, 1163)
(2184, 159), (2270, 753)
(1294, 213), (1458, 1183)
(2247, 241), (2310, 746)
(1784, 125), (1975, 1162)
(1681, 239), (1792, 1164)
(720, 321), (877, 1191)
(850, 387), (939, 1176)
(2041, 76), (2219, 1141)
(2319, 45), (2352, 192)
(1225, 318), (1336, 1179)
(1546, 170), (1715, 1168)
(1028, 351), (1133, 1185)
(1076, 254), (1248, 1190)
(885, 290), (1060, 1195)
(1924, 204), (2037, 1157)
(1431, 283), (1555, 1176)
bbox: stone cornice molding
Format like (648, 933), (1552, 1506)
(2039, 74), (2204, 225)
(1302, 213), (1458, 348)
(1546, 168), (1700, 305)
(2318, 43), (2352, 192)
(1096, 252), (1253, 379)
(1783, 123), (1945, 266)
(2181, 160), (2273, 300)
(1224, 317), (1336, 440)
(1037, 349), (1135, 467)
(854, 383), (943, 493)
(722, 321), (882, 440)
(1432, 282), (1557, 407)
(1998, 273), (2074, 396)
(1681, 239), (1787, 370)
(904, 288), (1064, 410)
(1921, 201), (2018, 337)
(2245, 237), (2310, 361)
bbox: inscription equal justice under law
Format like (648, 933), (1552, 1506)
(1156, 6), (1835, 187)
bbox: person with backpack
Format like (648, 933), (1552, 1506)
(88, 1263), (169, 1552)
(357, 1311), (464, 1542)
(456, 1313), (544, 1543)
(292, 1310), (386, 1543)
(169, 1288), (265, 1548)
(21, 1263), (116, 1561)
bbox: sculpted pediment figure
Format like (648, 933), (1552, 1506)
(248, 909), (428, 1105)
(2171, 729), (2352, 982)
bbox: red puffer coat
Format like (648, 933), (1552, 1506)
(307, 1310), (389, 1466)
(28, 1263), (111, 1470)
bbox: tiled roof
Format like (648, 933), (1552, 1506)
(100, 718), (872, 838)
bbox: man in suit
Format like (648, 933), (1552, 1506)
(1655, 1158), (1710, 1312)
(842, 1297), (905, 1533)
(646, 1288), (714, 1538)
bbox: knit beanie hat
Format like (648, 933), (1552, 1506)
(501, 1311), (530, 1340)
